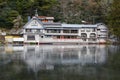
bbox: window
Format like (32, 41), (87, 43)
(71, 36), (77, 39)
(71, 30), (78, 33)
(60, 36), (77, 39)
(90, 33), (96, 38)
(86, 29), (90, 32)
(47, 30), (52, 33)
(81, 33), (87, 38)
(55, 30), (61, 33)
(63, 30), (78, 33)
(36, 29), (40, 32)
(27, 35), (35, 40)
(57, 36), (60, 39)
(32, 29), (36, 33)
(63, 30), (70, 33)
(81, 29), (85, 32)
(26, 29), (31, 32)
(100, 31), (107, 33)
(47, 29), (60, 33)
(64, 36), (71, 39)
(82, 38), (87, 41)
(97, 29), (100, 31)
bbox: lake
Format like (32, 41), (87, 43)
(0, 44), (120, 80)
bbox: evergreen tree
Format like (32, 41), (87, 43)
(107, 0), (120, 40)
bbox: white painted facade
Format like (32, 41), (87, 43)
(22, 16), (108, 44)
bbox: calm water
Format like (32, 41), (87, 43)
(0, 45), (120, 80)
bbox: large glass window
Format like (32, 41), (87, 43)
(27, 35), (35, 40)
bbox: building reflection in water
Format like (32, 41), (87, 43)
(2, 45), (108, 72)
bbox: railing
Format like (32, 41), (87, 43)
(45, 33), (78, 35)
(24, 31), (44, 34)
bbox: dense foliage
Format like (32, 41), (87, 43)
(106, 0), (120, 40)
(0, 0), (58, 29)
(1, 0), (119, 40)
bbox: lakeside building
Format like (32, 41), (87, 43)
(5, 14), (108, 44)
(20, 15), (108, 44)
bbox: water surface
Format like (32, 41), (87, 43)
(0, 45), (120, 80)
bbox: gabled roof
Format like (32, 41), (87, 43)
(22, 16), (105, 30)
(23, 17), (44, 29)
(43, 22), (61, 28)
(62, 24), (97, 28)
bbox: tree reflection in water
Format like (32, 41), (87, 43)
(0, 45), (120, 80)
